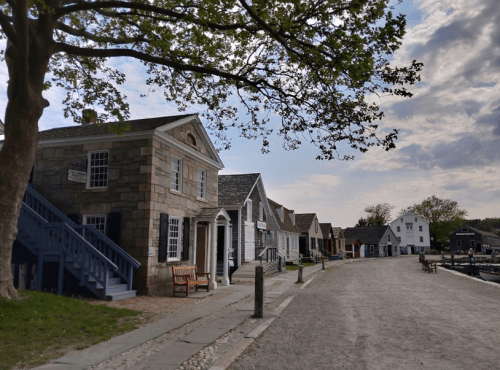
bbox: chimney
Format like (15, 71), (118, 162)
(82, 109), (97, 126)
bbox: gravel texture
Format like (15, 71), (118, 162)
(228, 256), (500, 370)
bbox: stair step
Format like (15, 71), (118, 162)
(106, 290), (137, 301)
(106, 284), (129, 294)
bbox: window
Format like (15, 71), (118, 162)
(470, 240), (475, 248)
(246, 199), (252, 222)
(259, 202), (264, 221)
(406, 223), (413, 230)
(419, 225), (423, 232)
(415, 217), (418, 222)
(197, 168), (206, 199)
(457, 240), (462, 247)
(186, 133), (197, 146)
(311, 238), (316, 249)
(84, 214), (106, 233)
(282, 234), (286, 250)
(388, 234), (391, 242)
(171, 156), (182, 192)
(397, 226), (400, 232)
(87, 151), (109, 188)
(370, 245), (374, 253)
(397, 237), (401, 242)
(315, 218), (318, 233)
(168, 217), (181, 260)
(400, 218), (403, 222)
(420, 236), (424, 243)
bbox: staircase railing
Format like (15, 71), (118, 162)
(276, 250), (286, 272)
(258, 246), (277, 263)
(23, 185), (140, 289)
(18, 203), (118, 297)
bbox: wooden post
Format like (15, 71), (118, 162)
(322, 256), (325, 270)
(18, 263), (28, 291)
(298, 265), (303, 283)
(254, 266), (264, 318)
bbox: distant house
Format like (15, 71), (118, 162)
(296, 213), (324, 258)
(390, 212), (430, 254)
(332, 227), (346, 257)
(320, 223), (335, 256)
(449, 226), (500, 254)
(266, 199), (301, 262)
(343, 226), (400, 257)
(218, 173), (270, 267)
(345, 238), (362, 258)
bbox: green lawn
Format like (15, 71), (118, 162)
(0, 290), (141, 370)
(286, 262), (315, 271)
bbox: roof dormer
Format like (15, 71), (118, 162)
(289, 211), (295, 225)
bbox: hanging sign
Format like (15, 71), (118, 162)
(68, 170), (87, 183)
(256, 221), (267, 230)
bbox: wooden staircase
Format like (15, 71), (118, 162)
(15, 185), (140, 301)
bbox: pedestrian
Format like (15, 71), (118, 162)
(468, 248), (476, 264)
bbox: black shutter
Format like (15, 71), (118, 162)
(66, 214), (79, 225)
(158, 213), (169, 262)
(107, 212), (122, 245)
(182, 217), (190, 261)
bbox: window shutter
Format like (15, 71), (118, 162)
(158, 213), (169, 262)
(182, 217), (190, 261)
(107, 212), (122, 245)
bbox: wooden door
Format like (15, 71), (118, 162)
(196, 225), (207, 273)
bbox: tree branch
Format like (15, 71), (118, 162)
(0, 11), (16, 44)
(55, 21), (147, 44)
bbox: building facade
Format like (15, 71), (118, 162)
(390, 212), (431, 254)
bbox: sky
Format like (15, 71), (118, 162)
(1, 0), (499, 228)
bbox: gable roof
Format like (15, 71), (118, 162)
(345, 238), (362, 246)
(332, 227), (344, 239)
(452, 225), (500, 239)
(37, 114), (196, 140)
(218, 173), (261, 206)
(295, 213), (316, 233)
(343, 226), (390, 245)
(267, 198), (300, 234)
(320, 223), (333, 239)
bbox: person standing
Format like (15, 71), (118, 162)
(468, 248), (476, 264)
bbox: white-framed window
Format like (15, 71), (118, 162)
(171, 156), (182, 192)
(197, 168), (206, 199)
(259, 202), (264, 221)
(406, 223), (413, 230)
(83, 214), (106, 233)
(415, 217), (418, 222)
(419, 225), (423, 231)
(246, 199), (252, 222)
(168, 217), (181, 260)
(397, 226), (400, 232)
(87, 151), (109, 188)
(420, 236), (424, 243)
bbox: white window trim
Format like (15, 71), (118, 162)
(168, 216), (182, 261)
(83, 214), (107, 233)
(259, 202), (264, 221)
(197, 167), (206, 199)
(86, 150), (109, 189)
(246, 199), (253, 223)
(171, 156), (182, 192)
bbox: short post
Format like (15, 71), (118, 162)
(451, 251), (455, 266)
(298, 265), (303, 283)
(322, 256), (325, 270)
(254, 266), (264, 318)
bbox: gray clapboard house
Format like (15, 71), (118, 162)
(343, 226), (400, 257)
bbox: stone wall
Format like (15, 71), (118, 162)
(33, 139), (153, 293)
(147, 138), (219, 295)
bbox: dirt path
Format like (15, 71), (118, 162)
(229, 256), (500, 370)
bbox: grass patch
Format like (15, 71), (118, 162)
(286, 262), (315, 271)
(0, 290), (141, 370)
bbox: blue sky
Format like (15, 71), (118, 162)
(1, 0), (499, 227)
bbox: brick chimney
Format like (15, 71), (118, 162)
(82, 109), (97, 126)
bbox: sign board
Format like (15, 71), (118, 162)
(68, 170), (87, 183)
(256, 221), (267, 230)
(456, 233), (475, 236)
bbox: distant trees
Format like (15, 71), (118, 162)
(401, 196), (468, 246)
(356, 203), (395, 227)
(465, 218), (500, 236)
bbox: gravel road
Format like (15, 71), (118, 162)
(229, 256), (500, 370)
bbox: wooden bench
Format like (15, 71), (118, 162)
(172, 265), (210, 297)
(421, 260), (437, 273)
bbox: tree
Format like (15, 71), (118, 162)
(401, 196), (468, 246)
(0, 0), (422, 298)
(354, 217), (369, 227)
(363, 203), (394, 226)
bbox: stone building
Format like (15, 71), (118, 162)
(29, 113), (232, 295)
